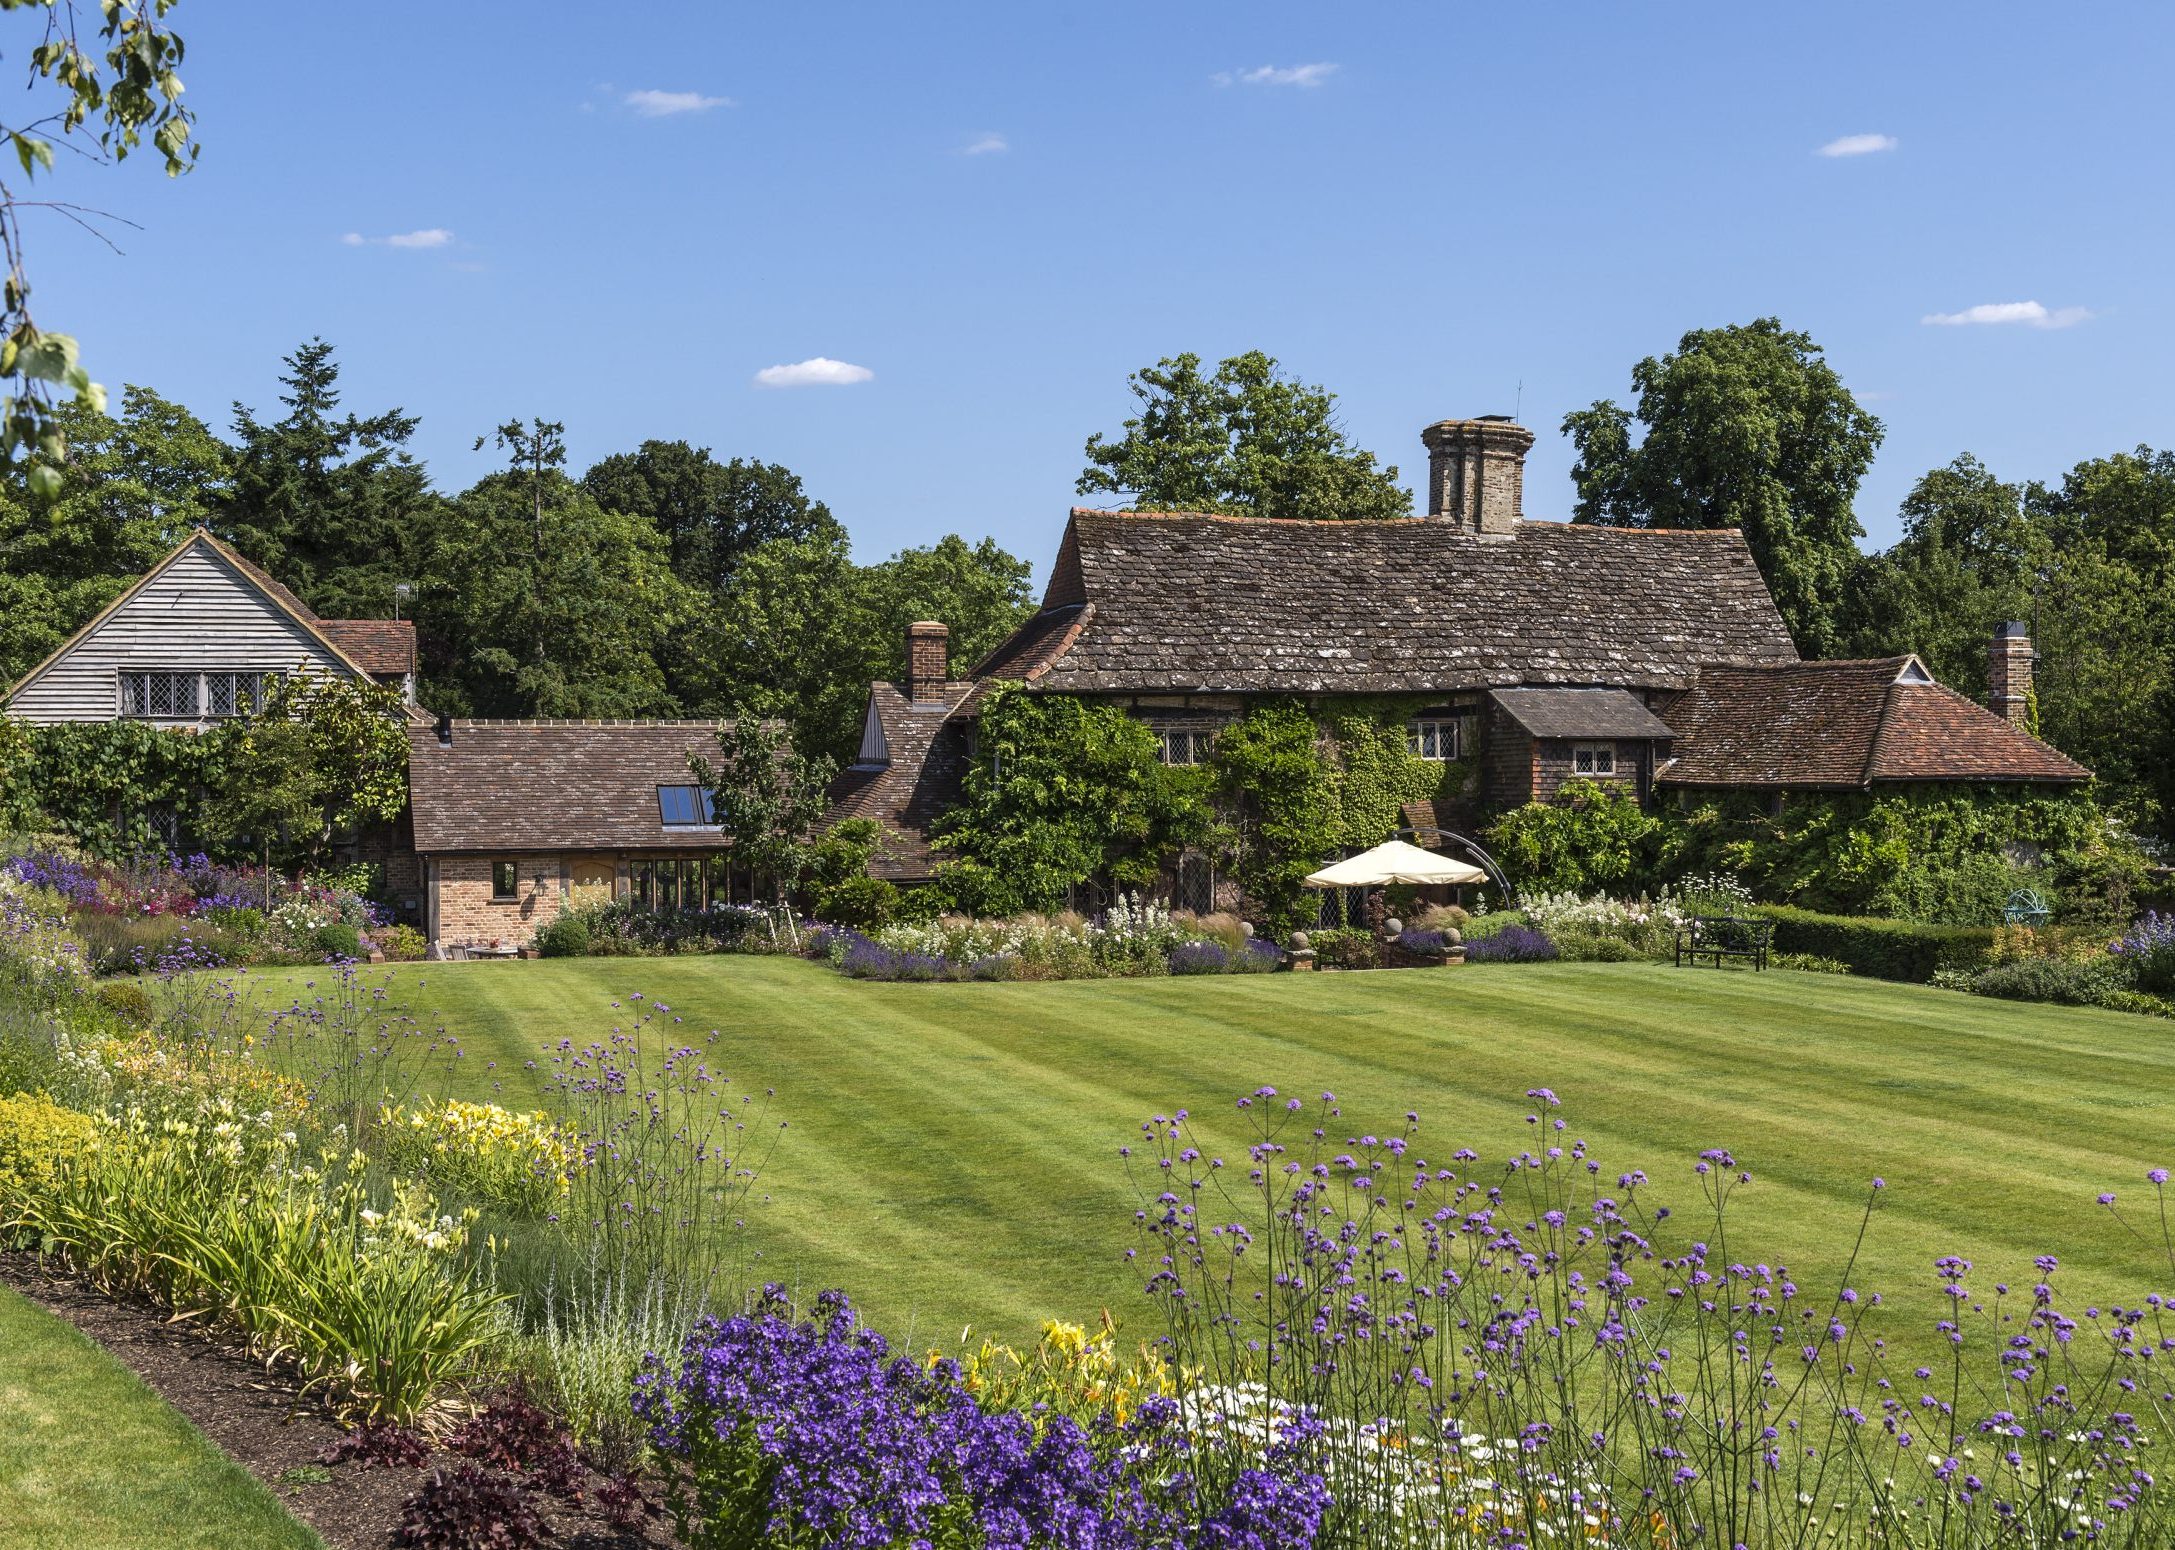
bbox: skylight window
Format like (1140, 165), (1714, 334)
(657, 784), (716, 826)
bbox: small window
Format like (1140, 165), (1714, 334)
(1409, 718), (1461, 761)
(1157, 728), (1212, 766)
(657, 784), (716, 826)
(203, 670), (269, 718)
(1175, 853), (1214, 914)
(1572, 742), (1618, 777)
(490, 859), (520, 901)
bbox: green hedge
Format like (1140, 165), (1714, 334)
(1753, 905), (1992, 983)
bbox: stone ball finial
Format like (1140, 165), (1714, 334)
(1288, 930), (1310, 951)
(1384, 917), (1404, 937)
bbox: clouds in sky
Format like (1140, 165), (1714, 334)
(1818, 132), (1898, 157)
(1921, 301), (2094, 329)
(961, 132), (1008, 155)
(341, 228), (453, 249)
(754, 357), (874, 388)
(625, 88), (730, 117)
(1213, 62), (1337, 88)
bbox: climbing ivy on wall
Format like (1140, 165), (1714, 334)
(933, 687), (1471, 931)
(0, 719), (239, 858)
(930, 687), (1216, 915)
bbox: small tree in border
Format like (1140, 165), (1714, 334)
(203, 670), (410, 874)
(692, 720), (836, 927)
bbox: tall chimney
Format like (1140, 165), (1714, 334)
(905, 620), (951, 703)
(1989, 622), (2033, 724)
(1420, 415), (1535, 535)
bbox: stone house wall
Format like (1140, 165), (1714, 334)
(430, 855), (577, 949)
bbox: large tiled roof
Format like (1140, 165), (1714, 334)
(407, 720), (748, 853)
(1488, 687), (1676, 740)
(1659, 658), (2090, 788)
(978, 510), (1798, 695)
(316, 619), (416, 677)
(825, 683), (976, 880)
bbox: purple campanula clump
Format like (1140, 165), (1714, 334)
(635, 1287), (1329, 1550)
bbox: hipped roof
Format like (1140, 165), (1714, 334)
(1658, 658), (2090, 788)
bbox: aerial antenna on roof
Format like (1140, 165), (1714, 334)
(1515, 380), (1523, 420)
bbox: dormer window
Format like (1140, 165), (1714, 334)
(657, 784), (716, 826)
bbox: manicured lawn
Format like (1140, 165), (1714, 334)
(255, 956), (2175, 1357)
(0, 1285), (323, 1550)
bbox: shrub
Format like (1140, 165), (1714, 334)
(1552, 931), (1643, 962)
(1167, 939), (1229, 975)
(814, 874), (898, 932)
(1394, 926), (1449, 956)
(313, 922), (362, 961)
(377, 923), (428, 962)
(1754, 905), (1993, 982)
(445, 1381), (584, 1499)
(1772, 952), (1851, 975)
(1310, 929), (1381, 970)
(1484, 778), (1670, 894)
(393, 1466), (546, 1550)
(531, 913), (591, 959)
(92, 980), (156, 1028)
(1969, 956), (2130, 1008)
(1466, 923), (1558, 962)
(0, 1091), (99, 1201)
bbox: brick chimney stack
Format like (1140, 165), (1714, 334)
(1989, 621), (2033, 724)
(905, 621), (951, 703)
(1420, 415), (1535, 535)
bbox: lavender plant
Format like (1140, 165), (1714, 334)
(1126, 1088), (2175, 1549)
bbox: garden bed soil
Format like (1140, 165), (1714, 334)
(0, 1250), (680, 1550)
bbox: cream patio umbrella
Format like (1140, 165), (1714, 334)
(1302, 840), (1488, 889)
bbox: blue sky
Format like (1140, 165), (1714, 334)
(34, 1), (2173, 581)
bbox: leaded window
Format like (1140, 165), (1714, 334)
(1157, 727), (1213, 766)
(119, 670), (198, 718)
(1176, 853), (1214, 914)
(1572, 742), (1618, 777)
(1409, 718), (1460, 761)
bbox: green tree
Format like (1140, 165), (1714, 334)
(2, 1), (196, 487)
(0, 384), (228, 682)
(418, 463), (689, 718)
(202, 673), (410, 868)
(859, 534), (1034, 684)
(581, 441), (841, 592)
(694, 529), (872, 762)
(1078, 351), (1410, 520)
(221, 339), (439, 620)
(1563, 319), (1883, 656)
(692, 718), (837, 908)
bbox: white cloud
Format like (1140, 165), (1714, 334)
(961, 131), (1008, 156)
(753, 357), (874, 388)
(341, 228), (453, 249)
(1920, 300), (2094, 329)
(625, 88), (731, 117)
(1214, 62), (1338, 88)
(1818, 132), (1898, 158)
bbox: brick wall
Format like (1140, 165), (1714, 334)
(1478, 702), (1536, 807)
(431, 854), (573, 949)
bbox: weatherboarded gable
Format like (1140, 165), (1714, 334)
(6, 533), (359, 722)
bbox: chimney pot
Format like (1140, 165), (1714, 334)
(1989, 622), (2033, 725)
(434, 712), (453, 747)
(1420, 417), (1535, 534)
(905, 621), (951, 703)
